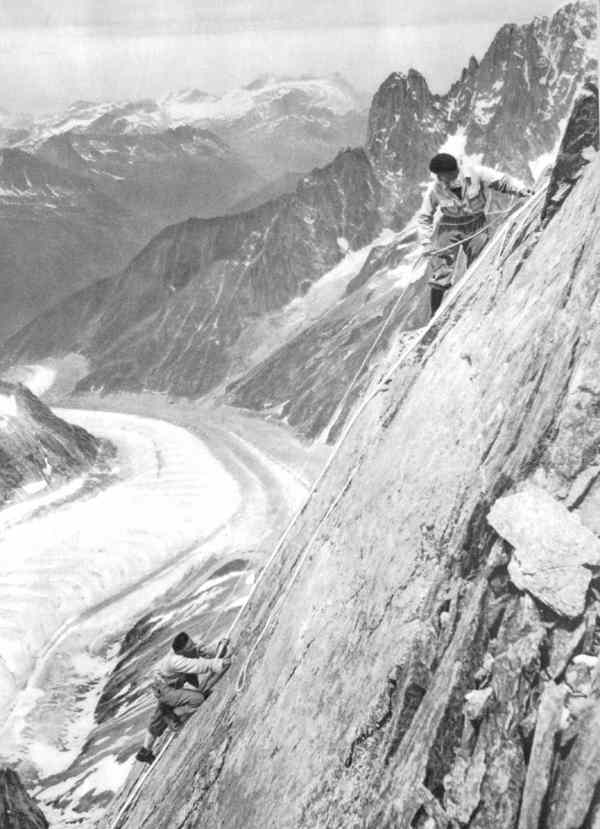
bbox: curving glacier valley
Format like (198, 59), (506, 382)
(0, 401), (308, 825)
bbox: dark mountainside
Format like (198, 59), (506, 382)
(1, 2), (594, 435)
(0, 380), (107, 505)
(0, 149), (143, 339)
(106, 98), (600, 829)
(0, 767), (48, 828)
(226, 169), (306, 213)
(35, 127), (262, 230)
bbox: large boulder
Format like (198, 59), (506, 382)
(488, 484), (600, 618)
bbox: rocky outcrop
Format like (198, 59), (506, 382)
(0, 381), (106, 504)
(543, 80), (599, 222)
(2, 148), (381, 398)
(367, 69), (446, 224)
(0, 768), (48, 828)
(108, 137), (600, 829)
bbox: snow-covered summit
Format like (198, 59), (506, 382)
(14, 74), (365, 148)
(163, 74), (365, 125)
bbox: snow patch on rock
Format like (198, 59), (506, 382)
(0, 393), (18, 418)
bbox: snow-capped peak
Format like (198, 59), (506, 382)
(161, 74), (365, 127)
(10, 73), (364, 148)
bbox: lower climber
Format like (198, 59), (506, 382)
(418, 152), (534, 316)
(136, 631), (231, 764)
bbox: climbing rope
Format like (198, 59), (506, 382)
(107, 184), (548, 829)
(234, 185), (548, 692)
(418, 200), (519, 259)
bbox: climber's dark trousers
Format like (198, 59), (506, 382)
(428, 213), (489, 316)
(430, 285), (447, 315)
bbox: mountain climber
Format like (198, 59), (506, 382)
(136, 631), (231, 764)
(418, 153), (534, 315)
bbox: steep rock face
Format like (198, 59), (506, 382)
(367, 0), (596, 224)
(368, 69), (446, 223)
(0, 148), (142, 338)
(2, 149), (381, 397)
(0, 381), (105, 504)
(110, 159), (600, 828)
(0, 768), (48, 829)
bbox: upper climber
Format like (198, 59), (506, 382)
(417, 152), (534, 315)
(136, 631), (231, 764)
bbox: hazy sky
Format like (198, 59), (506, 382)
(0, 0), (574, 113)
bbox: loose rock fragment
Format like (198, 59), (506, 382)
(464, 688), (494, 721)
(488, 484), (600, 618)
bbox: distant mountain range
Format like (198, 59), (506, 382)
(1, 2), (597, 441)
(20, 75), (366, 142)
(0, 75), (367, 338)
(20, 74), (367, 188)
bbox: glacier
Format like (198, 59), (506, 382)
(0, 408), (241, 758)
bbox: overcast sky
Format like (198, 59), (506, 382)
(0, 0), (573, 112)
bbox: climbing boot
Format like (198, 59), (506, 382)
(135, 747), (156, 764)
